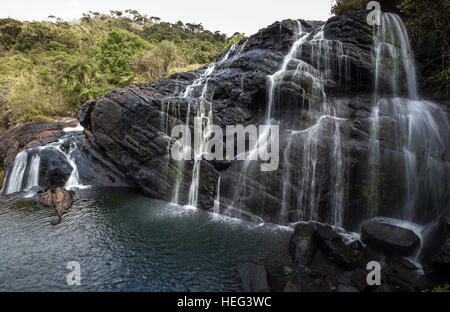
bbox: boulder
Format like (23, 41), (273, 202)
(289, 222), (316, 265)
(237, 262), (269, 292)
(289, 221), (361, 270)
(38, 149), (73, 189)
(361, 218), (421, 257)
(34, 187), (74, 224)
(313, 223), (361, 270)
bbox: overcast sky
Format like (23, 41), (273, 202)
(2, 0), (333, 36)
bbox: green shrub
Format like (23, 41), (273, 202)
(331, 0), (368, 15)
(13, 22), (55, 52)
(20, 109), (53, 123)
(97, 29), (150, 82)
(0, 18), (23, 50)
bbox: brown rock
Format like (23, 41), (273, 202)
(35, 188), (74, 223)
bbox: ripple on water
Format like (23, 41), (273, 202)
(0, 188), (291, 291)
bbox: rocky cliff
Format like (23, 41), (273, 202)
(1, 10), (449, 232)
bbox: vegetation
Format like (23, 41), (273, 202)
(331, 0), (449, 99)
(0, 166), (4, 189)
(431, 285), (450, 292)
(0, 10), (244, 134)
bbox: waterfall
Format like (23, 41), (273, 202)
(25, 153), (41, 189)
(59, 140), (83, 190)
(1, 151), (28, 195)
(369, 13), (450, 221)
(231, 21), (348, 226)
(1, 149), (41, 196)
(1, 123), (87, 196)
(168, 42), (244, 208)
(213, 176), (221, 214)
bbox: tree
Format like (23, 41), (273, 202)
(97, 29), (150, 83)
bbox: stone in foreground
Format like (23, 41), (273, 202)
(361, 218), (420, 257)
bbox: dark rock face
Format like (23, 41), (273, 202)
(237, 262), (269, 292)
(38, 149), (73, 189)
(289, 222), (316, 265)
(75, 13), (380, 225)
(289, 221), (361, 271)
(313, 223), (361, 269)
(0, 119), (77, 168)
(361, 218), (421, 257)
(419, 216), (450, 268)
(431, 238), (450, 280)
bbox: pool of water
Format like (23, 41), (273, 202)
(0, 188), (292, 291)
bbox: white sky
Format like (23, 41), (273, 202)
(1, 0), (333, 36)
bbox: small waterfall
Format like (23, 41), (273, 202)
(168, 42), (244, 208)
(1, 149), (41, 196)
(369, 13), (450, 221)
(59, 140), (83, 190)
(1, 123), (87, 195)
(213, 176), (221, 214)
(25, 153), (41, 189)
(1, 151), (28, 195)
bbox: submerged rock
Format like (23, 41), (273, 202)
(237, 262), (269, 292)
(361, 218), (421, 257)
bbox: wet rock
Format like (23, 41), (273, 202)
(222, 207), (264, 224)
(38, 149), (73, 189)
(289, 221), (361, 270)
(383, 258), (425, 292)
(0, 119), (77, 168)
(289, 222), (316, 265)
(34, 187), (74, 224)
(431, 238), (450, 280)
(420, 216), (450, 270)
(313, 223), (361, 270)
(361, 218), (421, 257)
(237, 262), (269, 292)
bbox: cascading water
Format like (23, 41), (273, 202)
(230, 21), (349, 226)
(167, 43), (245, 207)
(0, 123), (87, 196)
(1, 150), (29, 195)
(213, 176), (221, 214)
(368, 13), (450, 221)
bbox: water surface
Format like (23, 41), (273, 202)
(0, 188), (291, 291)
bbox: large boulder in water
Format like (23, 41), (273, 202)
(34, 187), (74, 224)
(361, 218), (421, 257)
(38, 149), (73, 189)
